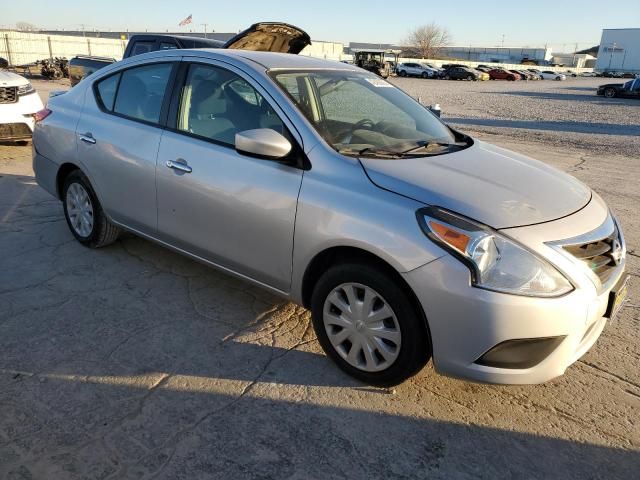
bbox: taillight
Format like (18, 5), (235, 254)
(34, 108), (52, 123)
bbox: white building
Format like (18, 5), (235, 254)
(436, 46), (553, 64)
(595, 28), (640, 73)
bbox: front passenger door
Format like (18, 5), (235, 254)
(155, 62), (304, 291)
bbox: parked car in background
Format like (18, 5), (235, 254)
(514, 70), (539, 80)
(65, 22), (311, 86)
(539, 71), (566, 81)
(564, 70), (578, 77)
(597, 78), (640, 99)
(0, 70), (44, 141)
(475, 66), (492, 73)
(442, 66), (489, 81)
(68, 56), (117, 87)
(396, 62), (438, 78)
(489, 69), (520, 81)
(32, 49), (627, 386)
(581, 71), (598, 77)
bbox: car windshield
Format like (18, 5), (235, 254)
(270, 69), (467, 159)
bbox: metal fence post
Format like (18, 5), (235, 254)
(47, 36), (53, 59)
(4, 33), (13, 66)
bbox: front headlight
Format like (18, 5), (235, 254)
(17, 83), (35, 96)
(417, 206), (573, 297)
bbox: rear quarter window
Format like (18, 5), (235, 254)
(95, 73), (120, 111)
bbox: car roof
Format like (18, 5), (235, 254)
(121, 48), (362, 72)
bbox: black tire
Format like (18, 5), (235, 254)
(444, 74), (450, 80)
(466, 75), (474, 81)
(310, 262), (431, 387)
(604, 88), (617, 98)
(421, 72), (429, 79)
(62, 170), (121, 248)
(398, 70), (407, 77)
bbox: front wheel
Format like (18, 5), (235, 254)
(604, 87), (617, 98)
(311, 263), (431, 386)
(422, 72), (429, 79)
(467, 75), (474, 81)
(398, 70), (406, 77)
(62, 170), (121, 248)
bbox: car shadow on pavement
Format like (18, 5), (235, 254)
(445, 117), (640, 136)
(1, 364), (639, 479)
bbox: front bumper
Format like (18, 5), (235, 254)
(403, 195), (626, 384)
(0, 92), (44, 140)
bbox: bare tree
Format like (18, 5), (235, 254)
(16, 21), (38, 32)
(405, 23), (451, 59)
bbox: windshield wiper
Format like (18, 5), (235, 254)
(336, 146), (406, 158)
(400, 141), (464, 154)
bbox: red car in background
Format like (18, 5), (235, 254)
(489, 69), (520, 81)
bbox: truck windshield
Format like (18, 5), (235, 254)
(270, 70), (466, 158)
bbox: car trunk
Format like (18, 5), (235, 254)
(223, 22), (311, 54)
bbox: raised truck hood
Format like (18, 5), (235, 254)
(223, 22), (311, 54)
(360, 140), (591, 229)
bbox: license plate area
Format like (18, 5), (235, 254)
(604, 275), (629, 320)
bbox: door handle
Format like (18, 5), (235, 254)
(79, 132), (96, 144)
(166, 159), (192, 174)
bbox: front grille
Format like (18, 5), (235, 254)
(0, 86), (18, 104)
(563, 225), (622, 285)
(0, 123), (32, 140)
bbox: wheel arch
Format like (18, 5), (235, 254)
(300, 246), (431, 339)
(56, 162), (83, 199)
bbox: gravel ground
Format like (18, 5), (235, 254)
(0, 79), (639, 479)
(390, 76), (640, 157)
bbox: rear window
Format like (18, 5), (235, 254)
(130, 41), (155, 57)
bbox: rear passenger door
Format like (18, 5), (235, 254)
(155, 61), (304, 291)
(76, 60), (178, 233)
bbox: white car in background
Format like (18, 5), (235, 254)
(396, 62), (439, 78)
(539, 71), (567, 81)
(0, 71), (44, 142)
(581, 72), (598, 77)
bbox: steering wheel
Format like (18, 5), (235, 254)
(352, 119), (376, 131)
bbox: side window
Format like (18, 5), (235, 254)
(95, 73), (120, 111)
(113, 63), (173, 123)
(130, 41), (155, 57)
(176, 64), (286, 146)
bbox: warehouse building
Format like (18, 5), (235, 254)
(595, 28), (640, 74)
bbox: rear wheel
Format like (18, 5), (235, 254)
(62, 170), (121, 248)
(398, 70), (407, 77)
(604, 88), (617, 98)
(311, 263), (431, 386)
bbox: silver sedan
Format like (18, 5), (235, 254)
(32, 49), (627, 386)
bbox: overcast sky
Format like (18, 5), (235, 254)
(4, 0), (639, 50)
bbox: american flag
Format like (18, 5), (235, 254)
(178, 14), (193, 27)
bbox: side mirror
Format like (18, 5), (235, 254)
(235, 129), (292, 160)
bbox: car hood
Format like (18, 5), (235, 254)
(223, 22), (311, 54)
(0, 70), (29, 87)
(360, 140), (591, 229)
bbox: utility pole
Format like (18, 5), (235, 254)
(201, 23), (209, 39)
